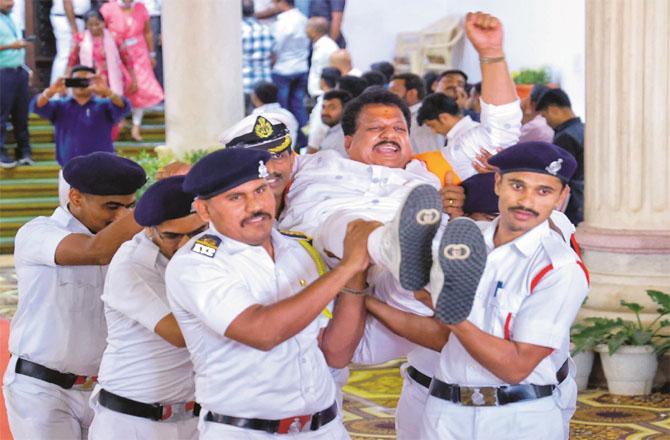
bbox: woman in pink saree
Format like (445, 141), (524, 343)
(101, 0), (164, 141)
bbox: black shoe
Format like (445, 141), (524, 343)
(0, 152), (17, 169)
(17, 155), (35, 166)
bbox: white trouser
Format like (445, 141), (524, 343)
(419, 394), (565, 440)
(3, 370), (94, 440)
(556, 358), (578, 439)
(132, 108), (144, 127)
(88, 401), (198, 440)
(50, 16), (85, 84)
(395, 363), (430, 440)
(330, 367), (349, 417)
(199, 417), (350, 439)
(58, 169), (70, 208)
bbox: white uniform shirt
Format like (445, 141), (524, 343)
(308, 95), (328, 148)
(252, 102), (299, 149)
(271, 8), (310, 75)
(278, 150), (441, 235)
(437, 218), (589, 387)
(97, 232), (194, 404)
(409, 102), (445, 154)
(443, 99), (521, 181)
(308, 35), (339, 97)
(318, 123), (346, 156)
(10, 207), (107, 375)
(166, 227), (336, 418)
(50, 0), (91, 15)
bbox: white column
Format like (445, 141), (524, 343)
(576, 0), (670, 322)
(162, 0), (243, 156)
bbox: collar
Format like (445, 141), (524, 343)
(446, 115), (476, 142)
(136, 231), (168, 269)
(553, 116), (582, 133)
(410, 102), (422, 114)
(325, 123), (342, 134)
(256, 102), (282, 112)
(53, 206), (94, 235)
(485, 217), (550, 257)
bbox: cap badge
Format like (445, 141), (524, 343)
(254, 116), (274, 139)
(545, 158), (563, 176)
(258, 160), (269, 178)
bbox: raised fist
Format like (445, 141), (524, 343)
(465, 12), (504, 57)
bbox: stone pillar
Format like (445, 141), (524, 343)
(577, 0), (670, 322)
(162, 0), (243, 156)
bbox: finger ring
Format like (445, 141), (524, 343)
(448, 199), (454, 206)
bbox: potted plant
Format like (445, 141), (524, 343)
(511, 66), (551, 99)
(572, 290), (670, 395)
(570, 324), (596, 391)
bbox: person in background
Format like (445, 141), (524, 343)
(423, 70), (439, 94)
(306, 16), (338, 98)
(308, 89), (351, 156)
(101, 0), (164, 141)
(336, 74), (367, 98)
(242, 0), (274, 115)
(361, 70), (385, 89)
(50, 0), (90, 84)
(519, 83), (554, 143)
(535, 88), (584, 224)
(271, 0), (310, 148)
(307, 66), (341, 153)
(0, 0), (32, 168)
(250, 81), (299, 150)
(370, 61), (394, 86)
(467, 81), (482, 115)
(309, 0), (345, 47)
(329, 48), (360, 76)
(139, 0), (162, 87)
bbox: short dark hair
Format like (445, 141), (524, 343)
(370, 61), (395, 83)
(323, 89), (353, 106)
(241, 0), (254, 17)
(279, 0), (295, 6)
(474, 81), (482, 95)
(71, 65), (96, 75)
(83, 9), (104, 22)
(341, 89), (412, 136)
(416, 93), (460, 126)
(337, 75), (368, 98)
(320, 67), (341, 89)
(438, 69), (468, 84)
(253, 81), (278, 104)
(535, 88), (572, 111)
(361, 70), (386, 88)
(423, 71), (439, 93)
(391, 73), (426, 100)
(530, 84), (550, 105)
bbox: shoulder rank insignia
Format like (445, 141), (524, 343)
(254, 116), (274, 139)
(191, 234), (221, 258)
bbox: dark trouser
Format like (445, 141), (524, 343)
(566, 178), (584, 225)
(0, 66), (31, 158)
(150, 16), (163, 88)
(272, 71), (308, 148)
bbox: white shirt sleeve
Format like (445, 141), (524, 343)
(14, 218), (72, 267)
(167, 257), (258, 336)
(512, 264), (589, 350)
(103, 262), (172, 333)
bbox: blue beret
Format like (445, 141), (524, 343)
(462, 173), (499, 215)
(183, 148), (271, 199)
(63, 152), (146, 195)
(488, 142), (577, 183)
(134, 176), (196, 226)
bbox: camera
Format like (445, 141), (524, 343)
(64, 78), (90, 88)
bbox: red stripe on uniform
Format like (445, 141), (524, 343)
(504, 312), (513, 340)
(576, 259), (590, 286)
(530, 264), (554, 294)
(570, 234), (583, 259)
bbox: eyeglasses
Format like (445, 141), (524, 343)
(154, 224), (208, 242)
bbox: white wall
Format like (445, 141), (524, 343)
(343, 0), (586, 118)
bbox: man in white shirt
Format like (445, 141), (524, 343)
(89, 175), (206, 440)
(329, 48), (361, 77)
(271, 0), (310, 147)
(389, 73), (444, 154)
(166, 147), (376, 438)
(309, 89), (351, 155)
(250, 81), (299, 150)
(50, 0), (90, 83)
(306, 16), (339, 98)
(307, 66), (341, 152)
(4, 152), (146, 439)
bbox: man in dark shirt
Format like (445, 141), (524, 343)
(536, 87), (584, 224)
(309, 0), (345, 47)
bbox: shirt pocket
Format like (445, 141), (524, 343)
(57, 266), (105, 313)
(488, 289), (525, 340)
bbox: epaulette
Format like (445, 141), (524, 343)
(279, 229), (312, 242)
(191, 234), (221, 258)
(540, 232), (577, 271)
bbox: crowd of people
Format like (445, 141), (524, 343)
(2, 2), (592, 440)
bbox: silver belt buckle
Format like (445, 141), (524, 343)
(460, 386), (498, 406)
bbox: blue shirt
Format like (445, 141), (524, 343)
(30, 95), (131, 166)
(241, 17), (274, 93)
(0, 11), (24, 68)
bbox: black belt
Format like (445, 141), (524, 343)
(205, 402), (337, 434)
(429, 377), (555, 407)
(15, 357), (96, 390)
(556, 359), (569, 383)
(407, 365), (432, 389)
(99, 388), (200, 422)
(51, 13), (84, 19)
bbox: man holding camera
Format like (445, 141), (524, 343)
(31, 64), (131, 206)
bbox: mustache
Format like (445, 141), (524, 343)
(240, 211), (273, 226)
(509, 206), (539, 217)
(374, 140), (401, 149)
(266, 172), (283, 180)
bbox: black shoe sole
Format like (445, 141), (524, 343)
(434, 218), (487, 324)
(398, 184), (443, 291)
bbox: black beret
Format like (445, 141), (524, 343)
(134, 176), (195, 226)
(489, 142), (577, 183)
(462, 173), (498, 215)
(183, 148), (271, 199)
(63, 152), (146, 195)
